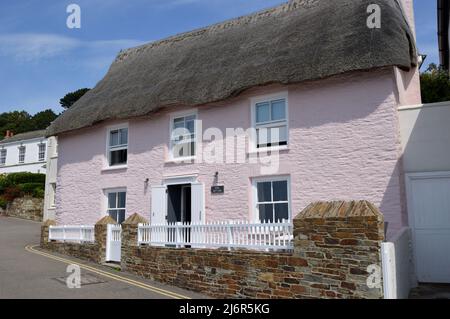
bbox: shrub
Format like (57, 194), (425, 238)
(33, 188), (45, 199)
(19, 183), (45, 195)
(4, 172), (45, 186)
(0, 196), (7, 209)
(2, 186), (23, 202)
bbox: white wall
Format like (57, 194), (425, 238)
(43, 136), (58, 221)
(399, 102), (450, 173)
(0, 138), (47, 174)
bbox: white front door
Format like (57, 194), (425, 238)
(151, 185), (167, 225)
(407, 172), (450, 283)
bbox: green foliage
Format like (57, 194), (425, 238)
(0, 197), (7, 209)
(0, 109), (58, 141)
(19, 183), (45, 195)
(0, 173), (45, 203)
(60, 88), (90, 109)
(3, 172), (45, 186)
(420, 63), (450, 104)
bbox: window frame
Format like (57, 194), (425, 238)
(18, 145), (26, 164)
(250, 92), (289, 152)
(0, 148), (6, 166)
(38, 143), (46, 162)
(106, 124), (129, 168)
(104, 188), (127, 224)
(168, 109), (198, 161)
(252, 175), (291, 223)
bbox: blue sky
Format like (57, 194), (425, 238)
(0, 0), (438, 115)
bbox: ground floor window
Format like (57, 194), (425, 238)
(253, 177), (290, 222)
(107, 190), (126, 224)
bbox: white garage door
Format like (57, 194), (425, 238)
(407, 172), (450, 283)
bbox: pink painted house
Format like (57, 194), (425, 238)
(47, 0), (420, 238)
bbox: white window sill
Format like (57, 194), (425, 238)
(101, 165), (128, 172)
(247, 145), (289, 155)
(165, 156), (196, 164)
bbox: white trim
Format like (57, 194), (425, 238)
(250, 91), (289, 153)
(398, 101), (450, 111)
(163, 174), (198, 186)
(105, 123), (129, 169)
(251, 175), (291, 223)
(168, 109), (199, 161)
(0, 136), (46, 147)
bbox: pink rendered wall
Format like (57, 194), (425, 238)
(56, 69), (405, 236)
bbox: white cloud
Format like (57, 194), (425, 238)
(0, 33), (145, 62)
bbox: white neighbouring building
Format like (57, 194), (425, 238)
(0, 130), (48, 174)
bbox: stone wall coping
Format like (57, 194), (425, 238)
(295, 201), (383, 220)
(123, 213), (149, 225)
(95, 215), (118, 225)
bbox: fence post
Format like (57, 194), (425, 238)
(122, 214), (149, 270)
(40, 219), (56, 248)
(95, 216), (117, 264)
(227, 221), (234, 250)
(293, 200), (385, 299)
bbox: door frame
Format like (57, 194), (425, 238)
(405, 171), (450, 284)
(155, 174), (203, 224)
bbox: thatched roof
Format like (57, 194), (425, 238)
(47, 0), (417, 136)
(0, 130), (46, 145)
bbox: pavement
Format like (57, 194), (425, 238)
(0, 216), (206, 299)
(409, 283), (450, 299)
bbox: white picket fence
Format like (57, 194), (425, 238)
(49, 225), (95, 243)
(138, 220), (293, 251)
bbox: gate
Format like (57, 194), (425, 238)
(106, 224), (122, 262)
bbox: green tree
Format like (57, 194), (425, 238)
(0, 109), (58, 140)
(59, 88), (90, 109)
(420, 63), (450, 103)
(30, 109), (58, 130)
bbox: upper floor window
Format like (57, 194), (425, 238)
(18, 146), (26, 164)
(252, 94), (288, 149)
(107, 127), (128, 167)
(170, 113), (197, 159)
(0, 149), (6, 166)
(107, 190), (126, 224)
(38, 143), (46, 162)
(253, 177), (290, 222)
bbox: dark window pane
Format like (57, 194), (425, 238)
(118, 192), (126, 209)
(257, 182), (272, 202)
(256, 102), (270, 123)
(119, 128), (128, 145)
(271, 99), (286, 121)
(108, 210), (118, 222)
(108, 193), (116, 209)
(117, 210), (126, 224)
(110, 130), (119, 147)
(258, 204), (274, 222)
(274, 203), (289, 222)
(273, 181), (288, 201)
(110, 149), (127, 166)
